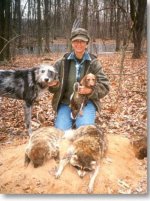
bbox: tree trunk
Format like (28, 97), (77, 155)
(56, 0), (61, 36)
(109, 1), (114, 38)
(14, 0), (21, 47)
(17, 0), (22, 48)
(70, 0), (76, 29)
(0, 0), (11, 61)
(0, 0), (5, 61)
(115, 0), (121, 51)
(44, 0), (50, 52)
(82, 0), (88, 29)
(130, 0), (147, 58)
(37, 0), (42, 54)
(93, 0), (100, 38)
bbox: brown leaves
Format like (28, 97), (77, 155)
(98, 53), (147, 139)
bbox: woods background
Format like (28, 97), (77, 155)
(0, 0), (147, 62)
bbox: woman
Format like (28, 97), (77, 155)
(49, 28), (109, 131)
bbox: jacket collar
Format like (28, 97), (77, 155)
(67, 51), (91, 61)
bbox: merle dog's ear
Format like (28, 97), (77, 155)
(34, 67), (40, 74)
(54, 71), (59, 80)
(34, 68), (40, 80)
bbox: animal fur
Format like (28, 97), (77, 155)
(0, 64), (58, 135)
(24, 127), (63, 168)
(80, 73), (96, 88)
(70, 73), (96, 119)
(55, 125), (108, 193)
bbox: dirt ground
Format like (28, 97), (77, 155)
(0, 129), (147, 195)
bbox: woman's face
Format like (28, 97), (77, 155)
(72, 40), (88, 57)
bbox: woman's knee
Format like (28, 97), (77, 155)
(75, 101), (96, 128)
(54, 104), (73, 131)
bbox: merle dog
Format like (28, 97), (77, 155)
(0, 64), (58, 135)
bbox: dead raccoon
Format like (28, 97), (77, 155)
(24, 127), (63, 168)
(55, 125), (108, 193)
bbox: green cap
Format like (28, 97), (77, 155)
(70, 28), (90, 42)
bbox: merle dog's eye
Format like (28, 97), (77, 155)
(48, 70), (54, 77)
(41, 70), (45, 73)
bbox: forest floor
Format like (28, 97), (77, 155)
(0, 50), (147, 194)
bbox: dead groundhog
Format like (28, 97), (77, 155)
(24, 127), (64, 168)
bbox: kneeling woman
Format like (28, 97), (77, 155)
(49, 28), (110, 131)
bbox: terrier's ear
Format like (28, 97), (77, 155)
(73, 82), (80, 92)
(80, 75), (87, 86)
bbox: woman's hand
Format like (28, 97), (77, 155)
(78, 86), (93, 95)
(48, 80), (60, 87)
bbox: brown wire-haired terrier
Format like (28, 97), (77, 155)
(70, 73), (96, 119)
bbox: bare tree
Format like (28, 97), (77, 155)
(69, 0), (76, 30)
(37, 0), (42, 54)
(44, 0), (50, 52)
(109, 0), (114, 38)
(0, 0), (5, 61)
(93, 0), (100, 38)
(0, 0), (11, 61)
(130, 0), (147, 58)
(14, 0), (22, 48)
(82, 0), (89, 29)
(115, 0), (121, 51)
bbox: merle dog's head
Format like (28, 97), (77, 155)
(35, 64), (58, 87)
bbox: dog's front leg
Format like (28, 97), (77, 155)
(24, 102), (32, 135)
(88, 165), (99, 194)
(55, 157), (69, 179)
